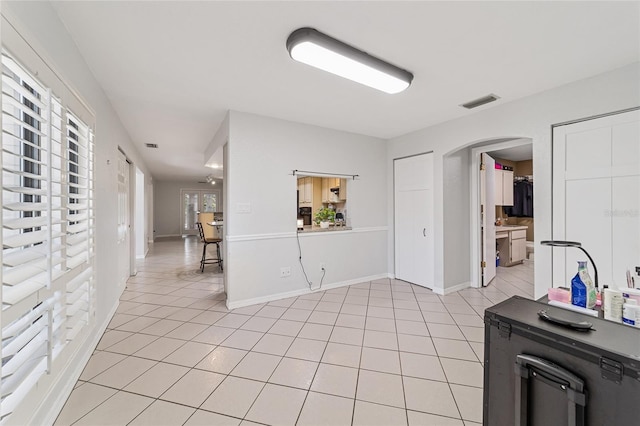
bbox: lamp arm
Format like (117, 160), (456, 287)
(577, 246), (599, 290)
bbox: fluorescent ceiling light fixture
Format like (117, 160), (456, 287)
(286, 27), (413, 94)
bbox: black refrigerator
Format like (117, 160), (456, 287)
(483, 296), (640, 425)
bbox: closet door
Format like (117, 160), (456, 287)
(394, 153), (434, 288)
(117, 150), (131, 288)
(552, 109), (640, 289)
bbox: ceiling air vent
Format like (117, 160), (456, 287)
(145, 143), (158, 149)
(461, 94), (500, 109)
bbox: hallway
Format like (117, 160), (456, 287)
(55, 238), (533, 425)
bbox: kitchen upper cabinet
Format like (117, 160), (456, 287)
(298, 177), (323, 209)
(321, 178), (330, 203)
(494, 170), (514, 206)
(298, 177), (312, 206)
(338, 178), (347, 201)
(319, 177), (347, 203)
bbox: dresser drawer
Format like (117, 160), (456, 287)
(511, 230), (527, 240)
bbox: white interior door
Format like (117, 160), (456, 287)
(481, 153), (497, 286)
(394, 153), (434, 288)
(553, 109), (640, 289)
(117, 150), (131, 288)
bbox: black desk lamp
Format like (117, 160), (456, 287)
(540, 240), (599, 290)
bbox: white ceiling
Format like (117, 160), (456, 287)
(488, 144), (533, 162)
(50, 1), (639, 181)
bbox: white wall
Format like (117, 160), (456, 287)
(153, 181), (224, 237)
(387, 62), (640, 298)
(225, 111), (388, 307)
(1, 2), (153, 424)
(443, 148), (471, 291)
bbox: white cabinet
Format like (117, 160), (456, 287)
(552, 109), (640, 289)
(494, 170), (514, 206)
(510, 229), (527, 263)
(496, 227), (527, 266)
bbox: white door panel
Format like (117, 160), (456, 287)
(395, 190), (414, 282)
(117, 150), (130, 288)
(553, 109), (639, 289)
(612, 175), (640, 288)
(482, 154), (497, 286)
(394, 153), (434, 288)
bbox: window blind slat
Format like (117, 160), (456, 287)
(2, 230), (48, 248)
(2, 280), (47, 306)
(1, 71), (47, 109)
(2, 186), (47, 197)
(3, 216), (48, 230)
(2, 329), (48, 378)
(0, 356), (47, 418)
(2, 247), (46, 268)
(2, 259), (48, 286)
(2, 94), (47, 125)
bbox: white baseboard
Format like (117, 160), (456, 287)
(33, 301), (119, 425)
(226, 273), (389, 310)
(434, 281), (472, 295)
(154, 234), (182, 239)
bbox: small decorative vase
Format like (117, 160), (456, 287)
(320, 221), (330, 229)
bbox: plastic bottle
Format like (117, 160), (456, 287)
(603, 287), (623, 323)
(571, 261), (595, 308)
(622, 299), (640, 327)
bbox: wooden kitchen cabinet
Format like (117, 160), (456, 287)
(298, 177), (323, 210)
(338, 178), (347, 201)
(320, 177), (348, 203)
(321, 178), (330, 203)
(494, 170), (514, 206)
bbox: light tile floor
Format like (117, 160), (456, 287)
(56, 237), (534, 426)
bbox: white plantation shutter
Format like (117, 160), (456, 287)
(2, 55), (50, 308)
(1, 51), (95, 422)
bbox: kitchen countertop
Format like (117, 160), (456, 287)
(298, 225), (352, 233)
(495, 225), (528, 232)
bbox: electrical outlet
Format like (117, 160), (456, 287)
(280, 267), (291, 278)
(320, 263), (326, 271)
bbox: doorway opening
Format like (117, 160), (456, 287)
(470, 139), (534, 289)
(180, 189), (220, 236)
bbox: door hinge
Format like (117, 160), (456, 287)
(480, 162), (486, 171)
(481, 261), (486, 268)
(498, 321), (512, 339)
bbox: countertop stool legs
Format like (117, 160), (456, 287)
(196, 222), (223, 272)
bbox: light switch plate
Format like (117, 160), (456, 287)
(236, 202), (251, 213)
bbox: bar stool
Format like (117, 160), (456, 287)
(196, 222), (223, 272)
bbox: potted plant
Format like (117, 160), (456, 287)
(314, 207), (335, 229)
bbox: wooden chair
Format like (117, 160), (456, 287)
(196, 222), (223, 272)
